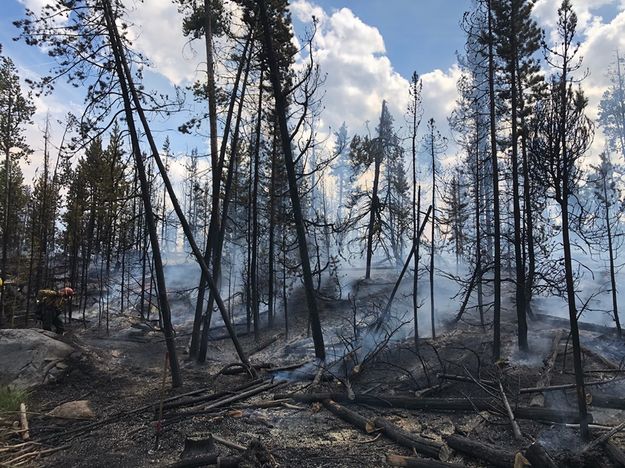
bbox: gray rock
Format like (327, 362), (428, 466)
(48, 400), (96, 420)
(0, 329), (74, 390)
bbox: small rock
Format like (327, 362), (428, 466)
(48, 400), (96, 420)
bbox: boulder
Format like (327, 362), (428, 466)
(0, 328), (74, 390)
(48, 400), (96, 420)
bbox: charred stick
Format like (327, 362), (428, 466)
(498, 380), (522, 440)
(436, 373), (496, 387)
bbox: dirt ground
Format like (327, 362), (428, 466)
(4, 277), (625, 468)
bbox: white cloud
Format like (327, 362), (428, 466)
(292, 1), (459, 145)
(125, 0), (203, 86)
(533, 0), (617, 33)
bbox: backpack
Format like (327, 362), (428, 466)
(36, 289), (59, 319)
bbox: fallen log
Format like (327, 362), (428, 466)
(524, 442), (558, 468)
(249, 334), (282, 357)
(444, 434), (515, 468)
(322, 400), (449, 460)
(590, 394), (625, 410)
(536, 314), (620, 336)
(168, 454), (240, 468)
(582, 346), (621, 370)
(322, 399), (375, 434)
(373, 416), (450, 461)
(606, 441), (625, 467)
(530, 329), (563, 407)
(385, 454), (463, 468)
(277, 393), (592, 423)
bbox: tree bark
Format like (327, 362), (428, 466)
(487, 0), (502, 361)
(445, 434), (515, 468)
(257, 0), (325, 360)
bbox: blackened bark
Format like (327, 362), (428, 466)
(257, 0), (325, 360)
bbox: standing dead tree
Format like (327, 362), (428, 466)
(257, 0), (325, 360)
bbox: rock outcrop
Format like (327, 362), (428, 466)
(0, 328), (75, 389)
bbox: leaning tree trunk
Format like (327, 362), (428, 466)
(196, 30), (254, 362)
(103, 0), (183, 386)
(190, 1), (226, 360)
(104, 0), (250, 372)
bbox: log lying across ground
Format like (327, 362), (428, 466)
(444, 434), (516, 468)
(535, 314), (620, 336)
(590, 394), (625, 410)
(386, 454), (464, 468)
(322, 400), (450, 461)
(278, 393), (592, 423)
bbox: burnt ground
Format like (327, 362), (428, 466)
(3, 274), (625, 468)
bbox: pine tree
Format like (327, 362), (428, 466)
(423, 118), (447, 339)
(492, 0), (543, 352)
(332, 122), (351, 224)
(536, 0), (594, 438)
(598, 51), (625, 160)
(586, 151), (623, 337)
(0, 50), (35, 326)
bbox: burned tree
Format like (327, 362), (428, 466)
(531, 0), (594, 438)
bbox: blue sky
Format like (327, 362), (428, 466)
(291, 0), (470, 75)
(1, 0), (625, 182)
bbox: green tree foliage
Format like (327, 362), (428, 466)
(598, 52), (625, 159)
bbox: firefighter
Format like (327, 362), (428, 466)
(36, 287), (74, 334)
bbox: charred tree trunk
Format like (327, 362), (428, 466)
(103, 0), (182, 386)
(251, 69), (263, 340)
(198, 35), (254, 362)
(603, 175), (622, 336)
(487, 0), (502, 360)
(258, 0), (325, 360)
(365, 151), (382, 280)
(429, 126), (436, 339)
